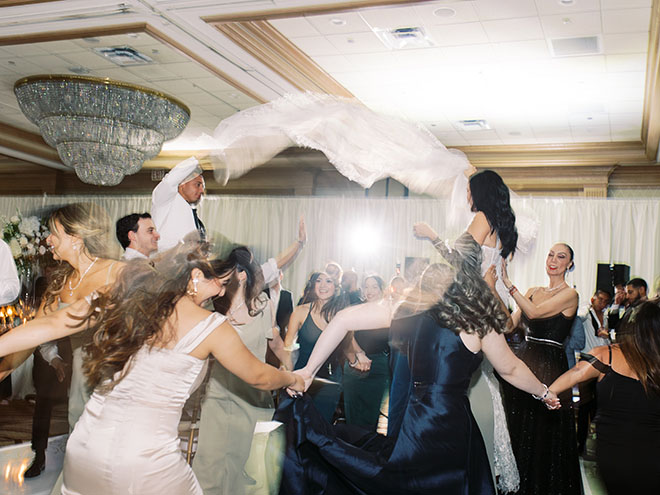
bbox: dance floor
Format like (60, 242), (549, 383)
(0, 435), (66, 495)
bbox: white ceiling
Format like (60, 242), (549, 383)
(0, 0), (653, 161)
(271, 0), (651, 146)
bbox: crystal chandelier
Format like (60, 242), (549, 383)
(14, 75), (190, 186)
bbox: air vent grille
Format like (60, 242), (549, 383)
(550, 36), (601, 57)
(93, 46), (154, 67)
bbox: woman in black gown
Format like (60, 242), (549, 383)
(275, 233), (559, 495)
(549, 299), (660, 495)
(499, 243), (581, 495)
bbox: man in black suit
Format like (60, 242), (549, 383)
(607, 278), (648, 337)
(265, 271), (294, 367)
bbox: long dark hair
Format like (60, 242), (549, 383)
(428, 232), (508, 337)
(212, 246), (266, 317)
(618, 299), (660, 396)
(469, 170), (518, 259)
(81, 240), (228, 393)
(299, 271), (348, 322)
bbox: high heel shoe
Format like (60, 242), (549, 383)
(24, 450), (45, 478)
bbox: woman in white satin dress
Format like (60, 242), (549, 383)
(414, 169), (520, 493)
(0, 240), (304, 495)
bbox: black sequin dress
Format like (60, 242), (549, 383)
(501, 308), (582, 495)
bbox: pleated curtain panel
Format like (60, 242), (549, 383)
(1, 194), (659, 304)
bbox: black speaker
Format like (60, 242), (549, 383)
(596, 263), (630, 297)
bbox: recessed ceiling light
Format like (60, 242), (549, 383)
(82, 37), (100, 43)
(330, 18), (347, 26)
(433, 8), (456, 18)
(508, 131), (521, 136)
(68, 66), (91, 75)
(562, 17), (572, 25)
(127, 33), (139, 38)
(559, 0), (575, 5)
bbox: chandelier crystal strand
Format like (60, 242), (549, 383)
(14, 75), (190, 186)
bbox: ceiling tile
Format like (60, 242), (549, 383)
(269, 17), (320, 38)
(161, 62), (213, 78)
(441, 44), (495, 64)
(358, 5), (422, 30)
(392, 48), (444, 68)
(493, 40), (551, 60)
(325, 32), (389, 54)
(608, 99), (644, 114)
(532, 125), (572, 138)
(602, 32), (649, 54)
(146, 45), (190, 65)
(0, 57), (41, 76)
(606, 71), (646, 88)
(426, 22), (489, 46)
(306, 12), (371, 35)
(149, 78), (200, 95)
(609, 112), (643, 126)
(59, 51), (117, 70)
(482, 17), (544, 43)
(429, 130), (469, 146)
(311, 54), (354, 72)
(601, 0), (651, 9)
(94, 67), (145, 84)
(1, 44), (50, 58)
(569, 112), (609, 126)
(606, 53), (647, 72)
(541, 11), (602, 38)
(474, 0), (538, 21)
(602, 8), (652, 34)
(535, 0), (601, 16)
(344, 52), (399, 71)
(571, 123), (610, 135)
(415, 2), (479, 25)
(189, 77), (236, 93)
(290, 36), (340, 56)
(34, 40), (86, 55)
(552, 55), (606, 74)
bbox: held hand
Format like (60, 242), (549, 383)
(286, 368), (313, 397)
(614, 290), (626, 306)
(484, 265), (497, 290)
(50, 356), (68, 383)
(543, 390), (561, 410)
(353, 353), (372, 372)
(298, 217), (307, 245)
(412, 222), (438, 242)
(597, 327), (610, 339)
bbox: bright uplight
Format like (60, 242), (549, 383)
(349, 223), (381, 257)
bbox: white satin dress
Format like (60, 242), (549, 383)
(61, 312), (226, 495)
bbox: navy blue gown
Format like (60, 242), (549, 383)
(275, 311), (495, 495)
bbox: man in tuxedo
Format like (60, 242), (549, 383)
(115, 213), (160, 260)
(265, 271), (294, 368)
(607, 278), (648, 336)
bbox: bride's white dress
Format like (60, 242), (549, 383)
(61, 312), (225, 495)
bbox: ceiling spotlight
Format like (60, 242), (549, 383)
(330, 18), (347, 26)
(562, 17), (573, 25)
(433, 8), (456, 18)
(559, 0), (575, 5)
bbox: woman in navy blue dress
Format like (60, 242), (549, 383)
(275, 233), (558, 495)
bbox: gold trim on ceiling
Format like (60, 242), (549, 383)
(214, 20), (353, 97)
(642, 0), (660, 160)
(203, 0), (428, 23)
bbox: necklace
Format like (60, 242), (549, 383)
(543, 282), (567, 293)
(228, 300), (246, 321)
(68, 257), (99, 296)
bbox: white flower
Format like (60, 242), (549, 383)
(39, 245), (47, 255)
(9, 239), (21, 258)
(19, 216), (40, 236)
(19, 236), (28, 247)
(26, 245), (36, 256)
(10, 215), (19, 224)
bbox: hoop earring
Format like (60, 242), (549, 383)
(187, 278), (199, 296)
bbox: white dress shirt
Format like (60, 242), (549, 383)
(580, 305), (610, 353)
(122, 247), (148, 260)
(0, 239), (20, 305)
(151, 157), (201, 252)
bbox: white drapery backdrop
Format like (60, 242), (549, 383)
(1, 194), (659, 306)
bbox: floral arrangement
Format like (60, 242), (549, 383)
(2, 212), (50, 276)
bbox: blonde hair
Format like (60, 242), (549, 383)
(44, 203), (117, 311)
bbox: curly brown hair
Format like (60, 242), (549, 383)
(79, 240), (228, 393)
(428, 231), (508, 338)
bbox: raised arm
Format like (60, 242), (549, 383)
(275, 217), (306, 273)
(199, 319), (303, 392)
(298, 301), (391, 388)
(478, 330), (559, 408)
(152, 156), (200, 205)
